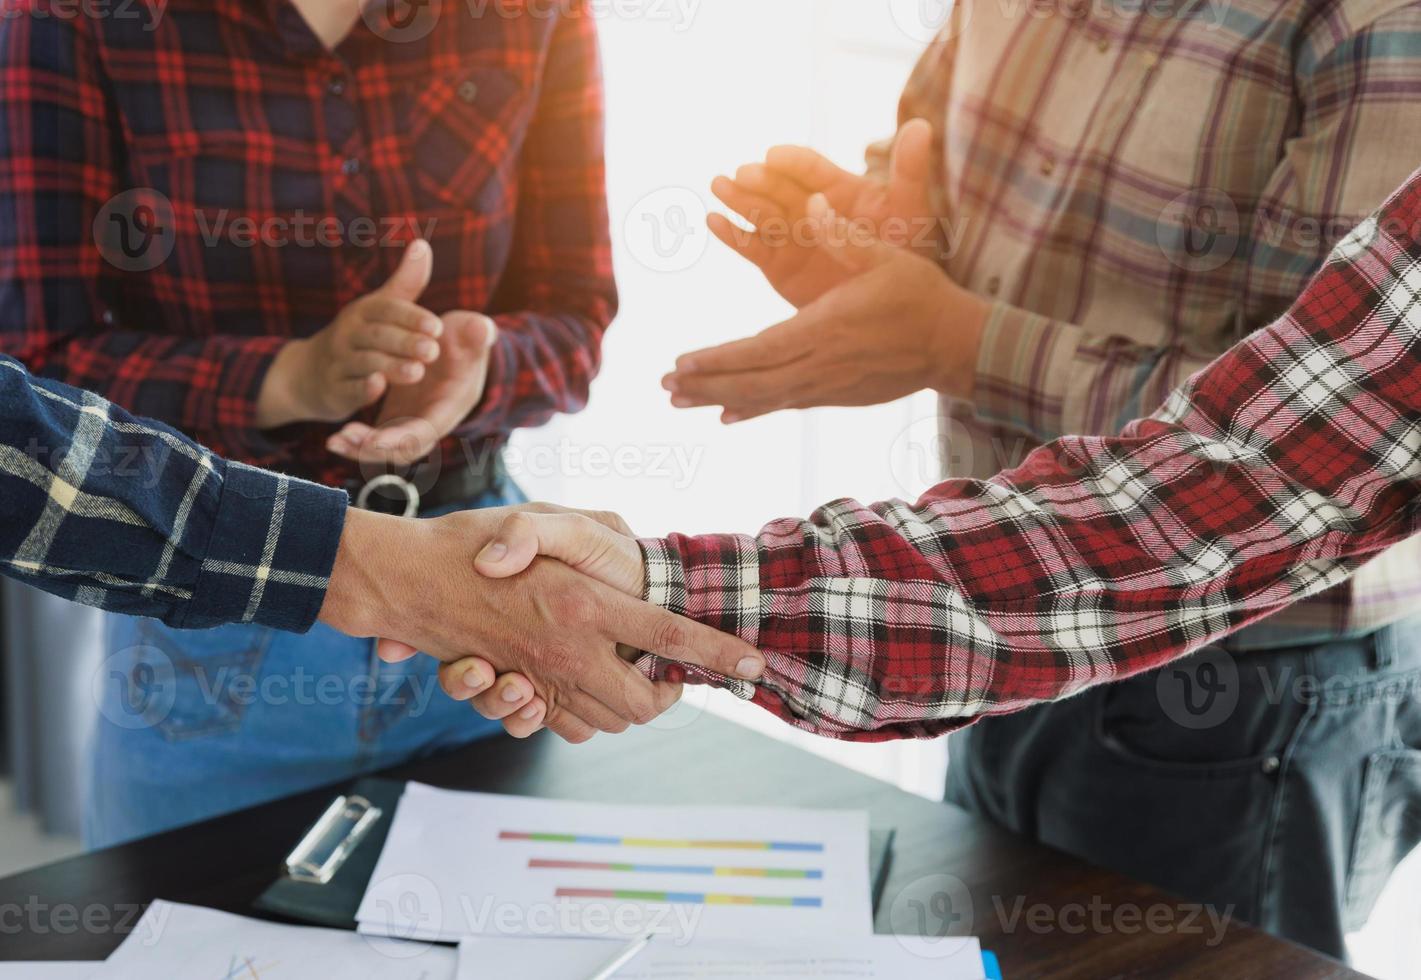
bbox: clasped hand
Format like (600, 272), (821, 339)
(320, 505), (765, 745)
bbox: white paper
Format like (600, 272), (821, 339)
(96, 900), (456, 979)
(0, 967), (98, 979)
(454, 935), (987, 979)
(357, 783), (873, 943)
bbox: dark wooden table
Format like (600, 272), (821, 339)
(0, 717), (1364, 978)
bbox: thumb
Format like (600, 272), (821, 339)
(807, 193), (899, 274)
(887, 118), (934, 222)
(381, 239), (434, 301)
(475, 512), (645, 597)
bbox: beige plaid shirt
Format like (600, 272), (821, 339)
(874, 0), (1421, 646)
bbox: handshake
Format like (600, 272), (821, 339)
(316, 504), (766, 744)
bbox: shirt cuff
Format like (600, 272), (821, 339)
(972, 301), (1083, 442)
(637, 533), (762, 699)
(204, 335), (304, 463)
(183, 461), (348, 633)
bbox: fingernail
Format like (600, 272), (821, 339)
(723, 413), (742, 424)
(479, 541), (507, 564)
(464, 667), (488, 693)
(662, 376), (680, 393)
(519, 705), (540, 720)
(736, 656), (764, 680)
(671, 396), (692, 409)
(417, 340), (438, 359)
(408, 239), (429, 259)
(678, 357), (699, 373)
(501, 684), (524, 703)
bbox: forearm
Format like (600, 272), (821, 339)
(640, 171), (1421, 741)
(0, 356), (345, 631)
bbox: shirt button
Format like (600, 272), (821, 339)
(341, 157), (362, 176)
(986, 276), (1002, 296)
(1097, 36), (1110, 53)
(1040, 157), (1055, 177)
(328, 76), (347, 96)
(457, 80), (479, 104)
(1261, 756), (1281, 775)
(101, 309), (116, 326)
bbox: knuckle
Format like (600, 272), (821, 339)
(649, 617), (687, 655)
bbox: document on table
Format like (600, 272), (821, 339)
(454, 935), (988, 979)
(356, 782), (873, 943)
(96, 900), (456, 979)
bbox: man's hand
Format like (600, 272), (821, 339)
(665, 196), (991, 423)
(709, 118), (936, 308)
(326, 310), (497, 466)
(256, 240), (443, 429)
(317, 507), (764, 744)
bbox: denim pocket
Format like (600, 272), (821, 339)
(133, 621), (272, 742)
(1345, 749), (1421, 930)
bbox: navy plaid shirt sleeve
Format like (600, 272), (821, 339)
(0, 356), (346, 633)
(637, 168), (1421, 743)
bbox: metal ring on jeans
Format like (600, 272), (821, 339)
(354, 473), (421, 518)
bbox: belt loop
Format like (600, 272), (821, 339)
(1372, 625), (1397, 672)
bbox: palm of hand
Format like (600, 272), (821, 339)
(327, 310), (495, 466)
(765, 173), (895, 308)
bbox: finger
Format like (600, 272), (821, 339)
(670, 318), (807, 376)
(707, 211), (780, 270)
(361, 297), (443, 339)
(326, 423), (372, 460)
(501, 696), (547, 739)
(335, 373), (386, 411)
(542, 703), (598, 745)
(603, 587), (765, 682)
(345, 349), (426, 385)
(436, 657), (496, 702)
(379, 238), (434, 302)
(887, 118), (936, 223)
(354, 320), (442, 362)
(476, 512), (643, 598)
(711, 174), (789, 228)
(469, 673), (538, 720)
(763, 144), (854, 192)
(347, 419), (440, 467)
(442, 310), (498, 353)
(564, 688), (633, 735)
(377, 638), (420, 663)
(664, 366), (806, 418)
(732, 163), (820, 212)
(806, 193), (898, 273)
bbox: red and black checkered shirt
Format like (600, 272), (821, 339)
(643, 169), (1421, 742)
(0, 0), (615, 487)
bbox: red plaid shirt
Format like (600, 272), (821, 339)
(643, 169), (1421, 742)
(0, 0), (614, 485)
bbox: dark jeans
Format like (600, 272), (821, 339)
(946, 614), (1421, 961)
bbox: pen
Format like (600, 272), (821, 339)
(585, 931), (655, 980)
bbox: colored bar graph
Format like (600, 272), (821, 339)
(528, 858), (823, 879)
(499, 831), (824, 852)
(556, 887), (823, 908)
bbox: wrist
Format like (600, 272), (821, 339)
(319, 508), (415, 639)
(255, 339), (313, 429)
(928, 277), (988, 401)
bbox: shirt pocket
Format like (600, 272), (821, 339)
(404, 66), (532, 215)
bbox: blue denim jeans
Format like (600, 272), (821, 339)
(84, 477), (526, 849)
(946, 613), (1421, 961)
